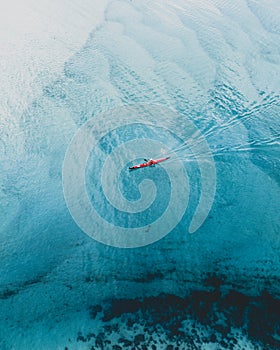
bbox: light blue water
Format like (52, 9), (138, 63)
(0, 0), (280, 349)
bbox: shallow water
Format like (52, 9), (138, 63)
(0, 0), (279, 349)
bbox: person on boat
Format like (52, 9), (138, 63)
(146, 159), (155, 166)
(129, 157), (169, 170)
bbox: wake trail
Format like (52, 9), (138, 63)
(155, 135), (280, 164)
(202, 93), (280, 141)
(165, 93), (280, 157)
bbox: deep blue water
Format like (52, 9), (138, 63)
(0, 0), (280, 349)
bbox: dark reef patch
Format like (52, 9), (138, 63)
(78, 276), (280, 349)
(0, 274), (46, 300)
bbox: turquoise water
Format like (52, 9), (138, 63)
(0, 0), (279, 348)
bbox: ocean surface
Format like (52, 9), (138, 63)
(0, 0), (279, 349)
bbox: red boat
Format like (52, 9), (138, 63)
(129, 157), (170, 170)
